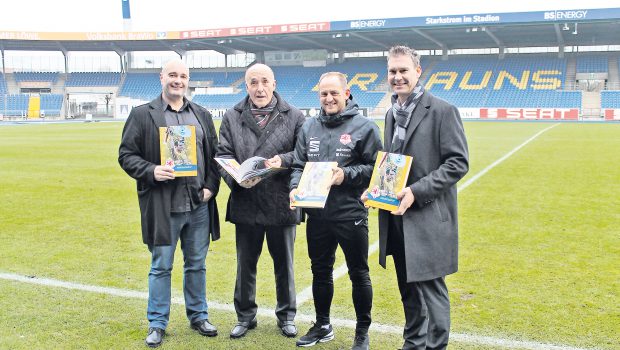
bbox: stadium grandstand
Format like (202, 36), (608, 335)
(1, 7), (620, 121)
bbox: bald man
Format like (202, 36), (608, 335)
(119, 59), (221, 348)
(216, 63), (306, 339)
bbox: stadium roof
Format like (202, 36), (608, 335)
(1, 8), (619, 55)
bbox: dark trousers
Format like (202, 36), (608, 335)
(389, 216), (450, 350)
(234, 224), (296, 322)
(307, 217), (373, 332)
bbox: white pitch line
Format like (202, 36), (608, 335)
(296, 123), (560, 305)
(457, 123), (559, 192)
(0, 271), (595, 350)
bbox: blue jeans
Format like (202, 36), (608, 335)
(147, 203), (211, 330)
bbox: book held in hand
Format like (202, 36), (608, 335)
(365, 151), (413, 211)
(291, 162), (338, 208)
(215, 156), (286, 185)
(159, 125), (198, 177)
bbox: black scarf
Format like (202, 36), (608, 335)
(250, 96), (278, 129)
(390, 84), (424, 153)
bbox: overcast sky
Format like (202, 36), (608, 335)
(1, 0), (617, 32)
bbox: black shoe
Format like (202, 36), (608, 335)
(191, 319), (218, 337)
(277, 320), (298, 337)
(145, 327), (165, 348)
(296, 323), (334, 347)
(351, 331), (369, 350)
(230, 317), (257, 339)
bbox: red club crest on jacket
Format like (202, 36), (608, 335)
(340, 133), (351, 145)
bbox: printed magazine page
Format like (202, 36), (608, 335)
(215, 156), (286, 184)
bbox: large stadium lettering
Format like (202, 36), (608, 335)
(459, 71), (492, 89)
(312, 73), (378, 91)
(426, 70), (563, 90)
(425, 72), (458, 90)
(494, 71), (529, 90)
(348, 73), (378, 91)
(531, 70), (562, 89)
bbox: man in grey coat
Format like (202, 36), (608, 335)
(364, 46), (469, 349)
(216, 63), (306, 339)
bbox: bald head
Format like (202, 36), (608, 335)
(162, 59), (189, 76)
(245, 63), (274, 82)
(160, 59), (189, 104)
(245, 63), (277, 108)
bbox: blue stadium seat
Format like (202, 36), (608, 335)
(66, 72), (121, 87)
(13, 72), (59, 83)
(575, 54), (608, 73)
(119, 60), (389, 110)
(0, 74), (7, 94)
(601, 91), (620, 108)
(118, 73), (162, 100)
(40, 94), (64, 116)
(190, 72), (244, 87)
(0, 94), (29, 116)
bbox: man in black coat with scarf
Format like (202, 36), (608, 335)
(216, 63), (306, 339)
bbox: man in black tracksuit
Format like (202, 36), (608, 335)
(289, 72), (382, 350)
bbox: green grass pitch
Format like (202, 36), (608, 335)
(0, 120), (618, 349)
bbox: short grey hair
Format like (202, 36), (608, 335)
(388, 45), (421, 68)
(244, 63), (275, 82)
(318, 71), (348, 90)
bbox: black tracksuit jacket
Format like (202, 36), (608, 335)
(290, 97), (383, 220)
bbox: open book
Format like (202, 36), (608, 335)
(215, 156), (286, 184)
(365, 151), (413, 211)
(291, 162), (337, 208)
(159, 125), (198, 177)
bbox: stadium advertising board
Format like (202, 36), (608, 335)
(179, 22), (330, 39)
(0, 23), (331, 42)
(0, 31), (175, 41)
(331, 8), (620, 31)
(479, 108), (579, 120)
(604, 109), (620, 121)
(460, 108), (580, 120)
(2, 8), (618, 41)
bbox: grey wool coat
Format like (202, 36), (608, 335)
(216, 92), (306, 225)
(378, 91), (469, 282)
(118, 97), (221, 246)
